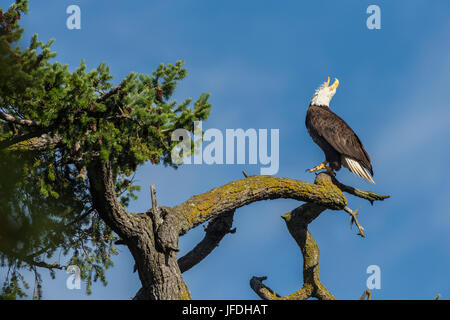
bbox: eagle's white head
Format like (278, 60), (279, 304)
(310, 77), (339, 107)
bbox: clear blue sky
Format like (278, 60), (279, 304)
(6, 0), (450, 299)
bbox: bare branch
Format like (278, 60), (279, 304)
(87, 160), (139, 240)
(360, 289), (372, 300)
(249, 174), (340, 300)
(247, 173), (388, 300)
(332, 176), (390, 205)
(250, 277), (317, 300)
(149, 184), (179, 254)
(178, 210), (235, 273)
(150, 184), (163, 226)
(0, 112), (41, 126)
(173, 174), (348, 234)
(344, 206), (365, 237)
(249, 276), (284, 300)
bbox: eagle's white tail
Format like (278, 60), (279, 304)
(342, 156), (375, 184)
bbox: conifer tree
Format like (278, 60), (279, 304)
(0, 0), (211, 299)
(1, 1), (388, 300)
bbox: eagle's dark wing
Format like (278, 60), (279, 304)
(307, 105), (373, 175)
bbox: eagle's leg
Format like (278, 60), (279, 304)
(307, 161), (336, 176)
(307, 161), (328, 173)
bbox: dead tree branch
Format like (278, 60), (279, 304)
(84, 158), (388, 300)
(178, 210), (235, 273)
(172, 174), (349, 236)
(360, 289), (372, 300)
(249, 173), (387, 300)
(331, 176), (390, 204)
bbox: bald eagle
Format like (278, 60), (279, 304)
(305, 77), (375, 183)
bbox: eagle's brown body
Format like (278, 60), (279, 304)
(306, 104), (374, 180)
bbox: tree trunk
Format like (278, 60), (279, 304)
(127, 215), (191, 300)
(87, 159), (389, 300)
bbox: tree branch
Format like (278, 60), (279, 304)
(6, 251), (65, 271)
(28, 260), (64, 270)
(150, 184), (163, 227)
(0, 112), (41, 127)
(178, 210), (235, 273)
(249, 173), (352, 300)
(0, 130), (44, 150)
(360, 289), (372, 300)
(84, 162), (387, 300)
(87, 160), (138, 240)
(96, 83), (123, 103)
(173, 174), (348, 235)
(4, 132), (63, 151)
(249, 276), (284, 300)
(344, 205), (365, 237)
(1, 82), (124, 152)
(331, 176), (390, 205)
(250, 277), (315, 300)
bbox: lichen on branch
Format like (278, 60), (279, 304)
(247, 173), (388, 300)
(173, 174), (349, 234)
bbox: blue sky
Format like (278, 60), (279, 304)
(4, 0), (450, 299)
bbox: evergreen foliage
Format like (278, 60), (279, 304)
(0, 0), (211, 298)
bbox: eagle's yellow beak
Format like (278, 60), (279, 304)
(328, 77), (339, 90)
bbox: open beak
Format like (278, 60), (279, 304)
(328, 77), (339, 90)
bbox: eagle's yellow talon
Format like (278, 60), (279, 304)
(307, 161), (328, 173)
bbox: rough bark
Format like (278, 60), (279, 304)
(249, 173), (387, 300)
(87, 160), (191, 300)
(2, 86), (389, 299)
(250, 174), (337, 300)
(178, 210), (235, 273)
(86, 158), (389, 300)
